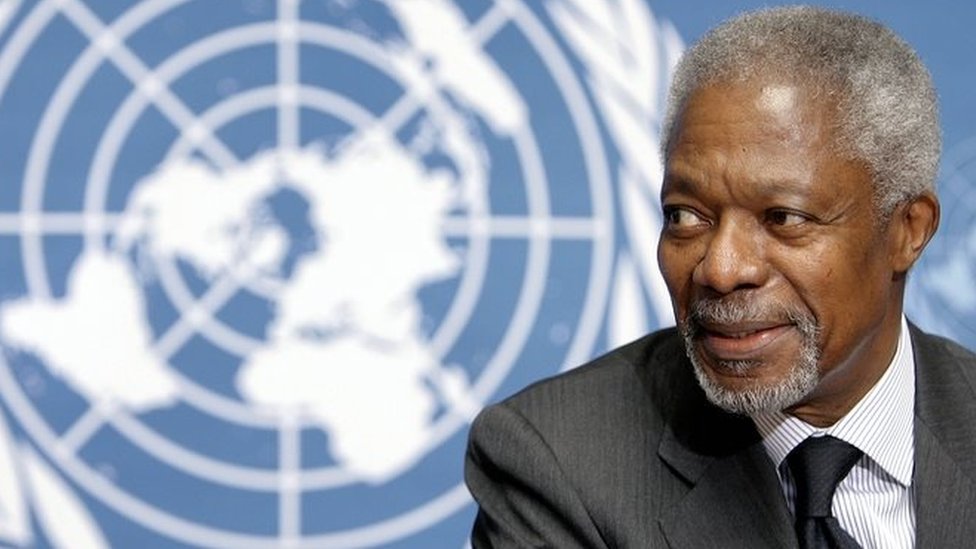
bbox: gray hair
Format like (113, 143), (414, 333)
(661, 6), (940, 215)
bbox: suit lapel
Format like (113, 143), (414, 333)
(654, 370), (796, 549)
(913, 421), (976, 547)
(911, 326), (976, 547)
(658, 425), (797, 548)
(651, 325), (976, 548)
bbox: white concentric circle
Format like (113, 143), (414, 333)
(0, 0), (616, 546)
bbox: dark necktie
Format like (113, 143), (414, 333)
(786, 435), (864, 549)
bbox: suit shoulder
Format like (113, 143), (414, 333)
(466, 328), (693, 544)
(912, 325), (976, 391)
(915, 328), (976, 362)
(470, 328), (694, 468)
(497, 328), (685, 419)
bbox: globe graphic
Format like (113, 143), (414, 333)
(0, 1), (656, 546)
(909, 136), (976, 353)
(1, 1), (969, 546)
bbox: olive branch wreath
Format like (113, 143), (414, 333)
(546, 0), (684, 346)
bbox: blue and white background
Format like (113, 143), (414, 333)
(0, 1), (970, 547)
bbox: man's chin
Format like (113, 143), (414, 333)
(678, 309), (822, 415)
(689, 354), (819, 416)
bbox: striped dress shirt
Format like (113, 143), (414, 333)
(752, 316), (915, 549)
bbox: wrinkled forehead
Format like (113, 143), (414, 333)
(666, 75), (841, 155)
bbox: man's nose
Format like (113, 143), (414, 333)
(692, 217), (768, 294)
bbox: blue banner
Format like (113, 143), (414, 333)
(0, 1), (970, 547)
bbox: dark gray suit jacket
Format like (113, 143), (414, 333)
(465, 326), (976, 548)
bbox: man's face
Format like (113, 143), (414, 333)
(658, 79), (905, 421)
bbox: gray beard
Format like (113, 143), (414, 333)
(679, 296), (821, 416)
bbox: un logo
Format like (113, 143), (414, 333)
(0, 1), (680, 546)
(909, 136), (976, 354)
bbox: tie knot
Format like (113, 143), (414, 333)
(786, 435), (863, 518)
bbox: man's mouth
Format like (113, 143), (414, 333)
(697, 322), (794, 360)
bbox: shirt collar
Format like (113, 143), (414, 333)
(752, 316), (915, 486)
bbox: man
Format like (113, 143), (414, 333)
(464, 6), (976, 548)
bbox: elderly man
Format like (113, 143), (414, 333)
(464, 6), (976, 548)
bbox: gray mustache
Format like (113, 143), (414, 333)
(687, 296), (818, 335)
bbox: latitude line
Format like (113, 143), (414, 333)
(373, 92), (423, 140)
(150, 270), (249, 361)
(0, 0), (21, 42)
(357, 3), (513, 145)
(57, 0), (239, 169)
(278, 415), (301, 543)
(58, 405), (109, 456)
(468, 2), (513, 47)
(0, 212), (123, 234)
(440, 215), (606, 240)
(277, 0), (301, 151)
(341, 4), (514, 147)
(422, 366), (482, 423)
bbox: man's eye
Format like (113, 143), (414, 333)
(664, 207), (707, 228)
(766, 210), (809, 227)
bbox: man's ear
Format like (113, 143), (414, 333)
(890, 190), (940, 274)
